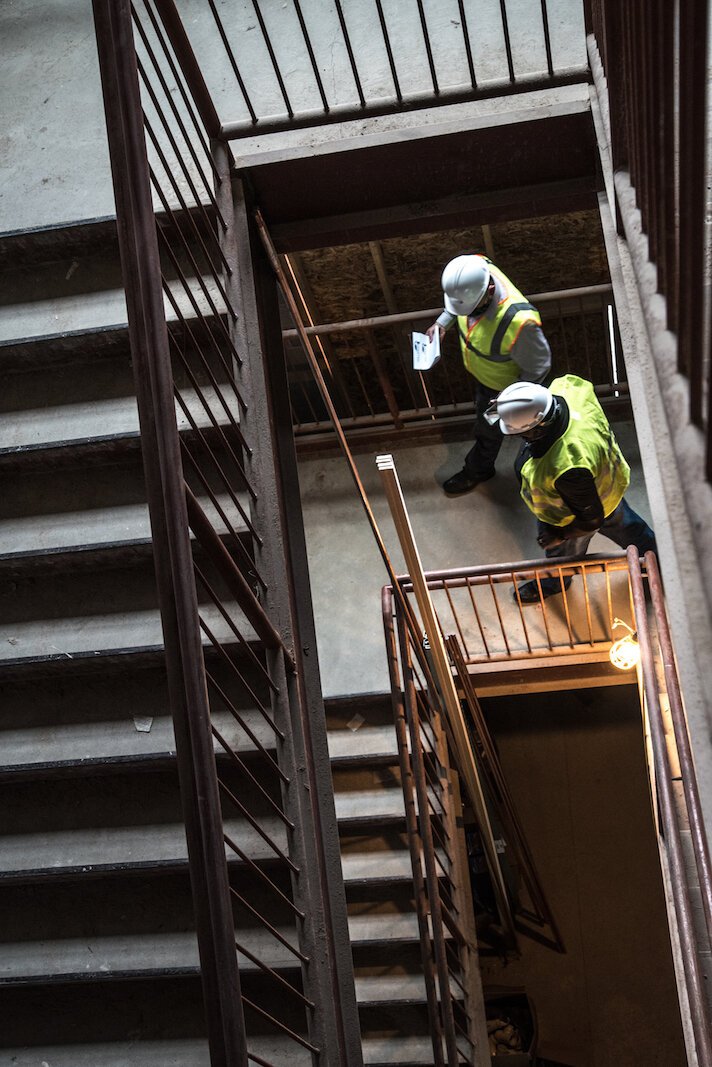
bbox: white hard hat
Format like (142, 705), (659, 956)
(441, 255), (491, 317)
(486, 382), (555, 435)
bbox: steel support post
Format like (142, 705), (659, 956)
(91, 3), (247, 1064)
(214, 151), (364, 1067)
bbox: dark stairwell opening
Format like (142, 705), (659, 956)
(477, 683), (686, 1067)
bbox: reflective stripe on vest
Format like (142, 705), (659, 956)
(456, 260), (542, 391)
(519, 374), (631, 526)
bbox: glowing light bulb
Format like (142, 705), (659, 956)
(609, 618), (640, 671)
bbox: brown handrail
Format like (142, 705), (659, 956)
(628, 546), (712, 1067)
(281, 285), (615, 339)
(646, 552), (712, 949)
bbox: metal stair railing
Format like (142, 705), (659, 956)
(400, 554), (636, 672)
(628, 547), (712, 1067)
(586, 0), (711, 478)
(91, 2), (363, 1063)
(383, 584), (491, 1067)
(283, 286), (627, 444)
(146, 0), (587, 141)
(377, 552), (646, 1063)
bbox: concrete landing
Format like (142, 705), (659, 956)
(299, 420), (653, 698)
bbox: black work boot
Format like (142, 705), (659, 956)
(515, 577), (571, 604)
(442, 468), (495, 496)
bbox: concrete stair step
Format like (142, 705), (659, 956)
(0, 214), (119, 269)
(0, 914), (422, 986)
(0, 322), (129, 372)
(0, 785), (410, 879)
(356, 973), (461, 1006)
(0, 1040), (215, 1067)
(363, 1035), (462, 1065)
(0, 556), (258, 668)
(0, 817), (284, 881)
(0, 599), (256, 666)
(0, 430), (146, 472)
(328, 722), (399, 765)
(0, 206), (216, 271)
(0, 274), (225, 350)
(334, 787), (405, 825)
(0, 829), (421, 890)
(0, 494), (248, 568)
(0, 710), (387, 780)
(0, 709), (275, 778)
(0, 1036), (456, 1066)
(0, 385), (239, 452)
(341, 849), (419, 886)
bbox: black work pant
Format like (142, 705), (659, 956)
(463, 382), (503, 477)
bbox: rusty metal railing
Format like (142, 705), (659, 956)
(586, 1), (711, 477)
(284, 284), (626, 442)
(385, 548), (712, 1064)
(383, 585), (489, 1067)
(378, 553), (643, 1063)
(92, 2), (363, 1064)
(629, 547), (712, 1067)
(401, 555), (636, 671)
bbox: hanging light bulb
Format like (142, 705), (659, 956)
(609, 617), (640, 671)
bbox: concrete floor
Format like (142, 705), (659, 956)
(299, 417), (653, 697)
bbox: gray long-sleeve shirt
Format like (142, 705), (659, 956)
(435, 275), (551, 384)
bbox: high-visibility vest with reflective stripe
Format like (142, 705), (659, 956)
(519, 374), (630, 526)
(457, 259), (542, 390)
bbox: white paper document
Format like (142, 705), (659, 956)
(411, 329), (440, 370)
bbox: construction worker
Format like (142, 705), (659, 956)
(426, 253), (551, 495)
(485, 374), (657, 603)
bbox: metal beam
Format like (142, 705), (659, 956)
(221, 69), (589, 141)
(269, 177), (598, 251)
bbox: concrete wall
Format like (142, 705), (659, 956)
(1, 0), (115, 230)
(588, 44), (712, 851)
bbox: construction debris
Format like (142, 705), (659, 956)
(487, 1015), (524, 1056)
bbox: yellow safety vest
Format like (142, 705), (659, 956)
(519, 374), (630, 526)
(457, 259), (542, 390)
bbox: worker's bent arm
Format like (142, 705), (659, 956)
(435, 309), (457, 331)
(555, 468), (605, 533)
(512, 323), (552, 384)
